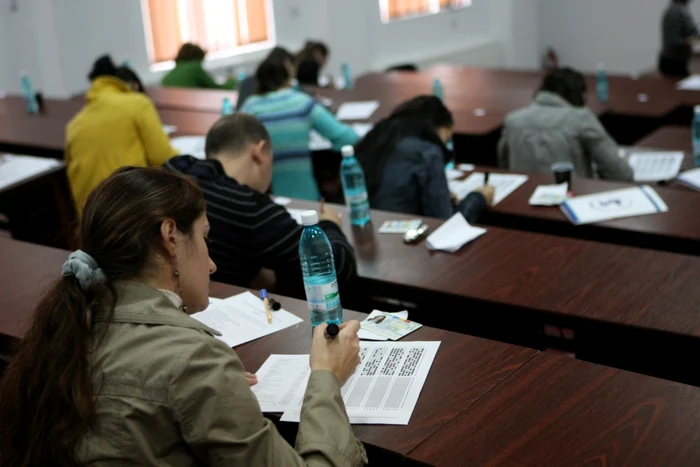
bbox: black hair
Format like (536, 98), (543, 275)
(672, 0), (690, 5)
(297, 40), (329, 62)
(267, 46), (295, 64)
(175, 43), (207, 63)
(255, 57), (290, 94)
(355, 96), (454, 200)
(115, 66), (145, 93)
(87, 55), (118, 81)
(205, 113), (271, 158)
(539, 67), (587, 107)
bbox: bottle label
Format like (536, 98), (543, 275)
(347, 191), (369, 209)
(304, 279), (340, 311)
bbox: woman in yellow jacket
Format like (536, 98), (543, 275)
(66, 55), (177, 214)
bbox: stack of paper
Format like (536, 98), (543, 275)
(0, 155), (63, 191)
(426, 212), (487, 253)
(560, 185), (668, 225)
(677, 75), (700, 91)
(251, 341), (441, 425)
(449, 172), (528, 205)
(171, 136), (206, 159)
(678, 168), (700, 191)
(336, 101), (380, 120)
(191, 292), (302, 347)
(529, 183), (568, 206)
(628, 152), (684, 182)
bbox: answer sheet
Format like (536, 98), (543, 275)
(628, 152), (684, 182)
(336, 101), (380, 120)
(449, 172), (528, 205)
(256, 341), (441, 425)
(191, 292), (302, 348)
(0, 154), (63, 191)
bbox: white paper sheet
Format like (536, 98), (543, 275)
(162, 124), (178, 135)
(272, 196), (292, 206)
(171, 136), (206, 159)
(627, 152), (684, 182)
(270, 341), (440, 425)
(677, 75), (700, 90)
(286, 208), (307, 224)
(678, 167), (700, 191)
(251, 355), (311, 412)
(426, 212), (487, 253)
(336, 101), (380, 120)
(529, 183), (569, 206)
(191, 291), (303, 348)
(309, 124), (374, 151)
(449, 172), (528, 205)
(445, 168), (463, 181)
(0, 154), (63, 191)
(560, 185), (668, 225)
(457, 163), (476, 172)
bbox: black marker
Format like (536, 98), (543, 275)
(259, 295), (282, 311)
(325, 323), (340, 339)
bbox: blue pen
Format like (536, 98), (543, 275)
(260, 289), (272, 324)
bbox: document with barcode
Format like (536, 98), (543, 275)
(252, 341), (440, 425)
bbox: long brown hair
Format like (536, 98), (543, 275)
(0, 167), (205, 466)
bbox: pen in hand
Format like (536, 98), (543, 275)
(260, 289), (272, 324)
(325, 323), (339, 339)
(484, 172), (490, 186)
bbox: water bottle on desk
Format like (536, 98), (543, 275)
(693, 106), (700, 167)
(433, 77), (444, 101)
(299, 210), (343, 327)
(596, 63), (609, 104)
(340, 145), (371, 226)
(20, 71), (39, 114)
(221, 97), (234, 116)
(342, 63), (353, 90)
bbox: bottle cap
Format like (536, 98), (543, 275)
(597, 63), (605, 70)
(341, 145), (354, 157)
(301, 210), (319, 226)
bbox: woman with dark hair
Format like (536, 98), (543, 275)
(0, 167), (365, 466)
(241, 57), (358, 200)
(659, 0), (698, 78)
(162, 42), (237, 89)
(236, 46), (296, 110)
(355, 96), (493, 221)
(498, 68), (633, 181)
(66, 55), (177, 215)
(115, 65), (145, 93)
(296, 40), (330, 86)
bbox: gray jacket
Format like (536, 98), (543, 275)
(498, 92), (633, 181)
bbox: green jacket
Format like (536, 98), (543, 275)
(162, 60), (236, 89)
(76, 280), (367, 466)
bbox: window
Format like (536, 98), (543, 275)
(143, 0), (274, 65)
(379, 0), (471, 23)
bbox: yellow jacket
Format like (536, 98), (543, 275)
(65, 77), (177, 214)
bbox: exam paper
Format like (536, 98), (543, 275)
(309, 123), (374, 151)
(251, 355), (311, 412)
(677, 75), (700, 90)
(171, 136), (206, 160)
(191, 292), (302, 347)
(269, 341), (440, 425)
(336, 101), (380, 120)
(628, 152), (684, 182)
(445, 168), (463, 181)
(678, 168), (700, 191)
(560, 185), (668, 225)
(449, 172), (528, 205)
(426, 212), (487, 253)
(529, 183), (569, 206)
(0, 154), (63, 191)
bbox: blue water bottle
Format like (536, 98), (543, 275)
(236, 70), (247, 83)
(299, 210), (343, 327)
(20, 71), (39, 114)
(693, 106), (700, 167)
(340, 145), (371, 226)
(596, 63), (609, 104)
(221, 97), (234, 116)
(342, 63), (353, 90)
(433, 77), (444, 101)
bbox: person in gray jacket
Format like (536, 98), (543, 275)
(658, 0), (698, 78)
(498, 68), (634, 182)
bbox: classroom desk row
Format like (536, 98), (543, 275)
(2, 236), (700, 466)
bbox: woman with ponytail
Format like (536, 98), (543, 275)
(0, 167), (365, 466)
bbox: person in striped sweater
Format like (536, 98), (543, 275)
(241, 57), (359, 201)
(164, 114), (356, 296)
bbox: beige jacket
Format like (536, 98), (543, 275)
(77, 281), (367, 466)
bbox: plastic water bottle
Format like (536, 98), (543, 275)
(340, 145), (371, 226)
(221, 97), (234, 116)
(596, 63), (609, 104)
(236, 70), (247, 83)
(342, 63), (353, 90)
(20, 71), (39, 114)
(433, 77), (444, 101)
(693, 106), (700, 167)
(299, 210), (343, 327)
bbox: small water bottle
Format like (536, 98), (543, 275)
(342, 63), (353, 90)
(433, 77), (444, 101)
(596, 63), (609, 104)
(340, 145), (371, 226)
(20, 71), (39, 114)
(299, 210), (343, 327)
(692, 106), (700, 167)
(236, 70), (247, 83)
(221, 97), (234, 116)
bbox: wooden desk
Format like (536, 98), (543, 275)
(636, 124), (692, 154)
(145, 86), (238, 113)
(409, 352), (700, 466)
(0, 236), (538, 464)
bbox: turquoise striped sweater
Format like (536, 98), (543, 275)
(240, 88), (359, 200)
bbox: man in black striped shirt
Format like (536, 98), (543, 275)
(164, 114), (356, 296)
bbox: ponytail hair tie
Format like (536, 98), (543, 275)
(61, 250), (106, 291)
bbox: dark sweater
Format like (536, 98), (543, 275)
(660, 3), (697, 62)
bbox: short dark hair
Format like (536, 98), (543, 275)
(88, 54), (118, 81)
(255, 57), (290, 94)
(297, 40), (329, 62)
(540, 67), (587, 107)
(175, 43), (207, 63)
(205, 113), (271, 158)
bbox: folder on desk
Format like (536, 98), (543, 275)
(560, 185), (668, 225)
